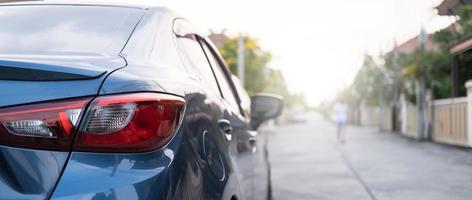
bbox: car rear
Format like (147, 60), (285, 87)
(0, 4), (148, 200)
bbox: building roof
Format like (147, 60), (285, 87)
(391, 34), (438, 54)
(208, 30), (230, 49)
(437, 0), (472, 16)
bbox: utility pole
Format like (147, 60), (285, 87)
(393, 40), (401, 132)
(378, 53), (386, 131)
(417, 28), (427, 139)
(237, 34), (245, 87)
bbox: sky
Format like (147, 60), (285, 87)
(104, 0), (453, 106)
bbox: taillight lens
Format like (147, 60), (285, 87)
(74, 93), (185, 153)
(0, 98), (91, 151)
(0, 93), (185, 153)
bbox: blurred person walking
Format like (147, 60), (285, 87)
(333, 101), (348, 143)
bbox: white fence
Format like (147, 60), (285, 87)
(431, 97), (469, 146)
(349, 96), (469, 147)
(347, 81), (472, 148)
(401, 102), (419, 138)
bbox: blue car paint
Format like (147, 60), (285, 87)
(51, 128), (184, 199)
(0, 54), (126, 107)
(0, 146), (68, 200)
(0, 3), (272, 200)
(0, 5), (138, 200)
(52, 91), (232, 199)
(0, 58), (106, 80)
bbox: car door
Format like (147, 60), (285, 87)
(232, 75), (271, 200)
(173, 27), (232, 199)
(198, 38), (258, 200)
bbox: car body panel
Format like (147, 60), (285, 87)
(51, 128), (184, 200)
(253, 129), (271, 200)
(52, 82), (235, 199)
(0, 146), (68, 200)
(0, 54), (126, 200)
(198, 40), (260, 199)
(0, 4), (143, 200)
(0, 54), (125, 78)
(0, 54), (127, 108)
(51, 8), (237, 200)
(0, 3), (273, 200)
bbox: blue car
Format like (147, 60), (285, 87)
(0, 2), (283, 200)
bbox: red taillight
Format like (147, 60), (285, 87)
(74, 93), (185, 153)
(0, 93), (185, 153)
(0, 98), (91, 151)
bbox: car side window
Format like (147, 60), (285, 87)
(199, 39), (242, 115)
(232, 75), (251, 118)
(176, 36), (221, 96)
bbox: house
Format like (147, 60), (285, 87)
(437, 0), (472, 97)
(437, 0), (472, 16)
(207, 30), (229, 49)
(385, 34), (439, 137)
(391, 34), (438, 54)
(408, 0), (472, 147)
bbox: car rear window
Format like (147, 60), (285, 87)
(0, 5), (143, 54)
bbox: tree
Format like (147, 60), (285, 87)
(350, 54), (387, 106)
(432, 5), (472, 45)
(383, 49), (450, 102)
(219, 36), (272, 95)
(263, 69), (289, 97)
(217, 35), (306, 108)
(430, 4), (472, 97)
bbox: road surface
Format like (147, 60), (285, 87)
(268, 113), (472, 200)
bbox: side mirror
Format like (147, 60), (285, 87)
(250, 93), (283, 129)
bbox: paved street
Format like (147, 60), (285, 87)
(268, 113), (472, 200)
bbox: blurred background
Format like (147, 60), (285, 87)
(7, 0), (472, 199)
(96, 0), (459, 123)
(99, 0), (451, 108)
(106, 0), (472, 199)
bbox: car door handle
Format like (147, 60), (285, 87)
(218, 119), (232, 134)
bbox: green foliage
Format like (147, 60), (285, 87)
(432, 4), (472, 46)
(263, 69), (289, 97)
(219, 36), (272, 95)
(429, 4), (472, 98)
(386, 50), (451, 102)
(432, 28), (455, 49)
(340, 5), (472, 105)
(457, 53), (472, 96)
(349, 55), (387, 106)
(335, 54), (394, 107)
(453, 5), (472, 96)
(340, 49), (450, 106)
(458, 5), (472, 34)
(424, 51), (451, 98)
(218, 35), (306, 108)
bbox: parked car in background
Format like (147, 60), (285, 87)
(0, 2), (283, 200)
(288, 112), (307, 124)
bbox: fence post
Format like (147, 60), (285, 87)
(466, 81), (472, 146)
(400, 95), (407, 134)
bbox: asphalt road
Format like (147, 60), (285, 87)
(268, 113), (472, 200)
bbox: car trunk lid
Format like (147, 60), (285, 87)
(0, 53), (126, 200)
(0, 53), (125, 107)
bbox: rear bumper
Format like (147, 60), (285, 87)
(50, 132), (183, 200)
(0, 146), (68, 200)
(50, 150), (173, 200)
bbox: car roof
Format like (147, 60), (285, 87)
(0, 0), (152, 10)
